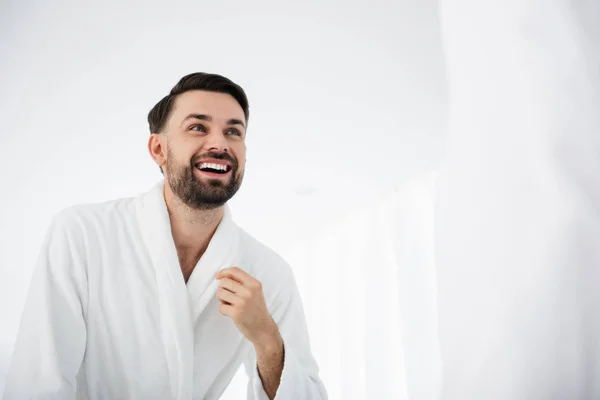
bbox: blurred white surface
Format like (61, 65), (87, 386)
(436, 0), (600, 398)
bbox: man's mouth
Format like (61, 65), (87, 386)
(195, 162), (232, 176)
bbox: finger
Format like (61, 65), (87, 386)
(216, 267), (254, 284)
(216, 287), (240, 306)
(219, 277), (251, 297)
(218, 302), (234, 317)
(216, 267), (248, 282)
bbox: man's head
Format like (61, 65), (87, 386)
(147, 73), (249, 210)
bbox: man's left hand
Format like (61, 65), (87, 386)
(215, 267), (281, 348)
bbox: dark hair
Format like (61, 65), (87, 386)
(147, 72), (250, 134)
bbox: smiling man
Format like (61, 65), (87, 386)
(4, 73), (327, 400)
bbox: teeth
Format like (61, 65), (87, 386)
(198, 162), (228, 171)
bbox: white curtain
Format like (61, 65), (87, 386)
(436, 0), (600, 398)
(282, 171), (441, 400)
(274, 0), (600, 398)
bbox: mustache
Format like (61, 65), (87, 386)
(192, 152), (237, 167)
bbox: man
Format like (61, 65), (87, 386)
(4, 73), (327, 400)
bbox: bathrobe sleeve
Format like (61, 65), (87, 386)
(4, 211), (88, 400)
(244, 258), (327, 400)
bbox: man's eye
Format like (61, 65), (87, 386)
(190, 125), (206, 132)
(227, 128), (242, 136)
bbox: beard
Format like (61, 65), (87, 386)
(165, 149), (243, 210)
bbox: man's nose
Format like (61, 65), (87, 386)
(205, 131), (229, 153)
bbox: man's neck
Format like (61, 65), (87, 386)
(163, 184), (224, 281)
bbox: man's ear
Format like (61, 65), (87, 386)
(148, 133), (166, 171)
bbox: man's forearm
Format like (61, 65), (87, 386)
(255, 333), (284, 399)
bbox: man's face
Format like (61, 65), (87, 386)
(156, 90), (247, 210)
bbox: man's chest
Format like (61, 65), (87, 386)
(82, 264), (248, 397)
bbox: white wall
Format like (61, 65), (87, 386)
(0, 0), (447, 395)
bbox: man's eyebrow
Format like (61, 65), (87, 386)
(180, 114), (245, 128)
(227, 118), (245, 128)
(181, 113), (211, 127)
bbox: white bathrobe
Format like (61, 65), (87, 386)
(3, 181), (327, 400)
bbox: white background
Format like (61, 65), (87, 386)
(0, 0), (447, 396)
